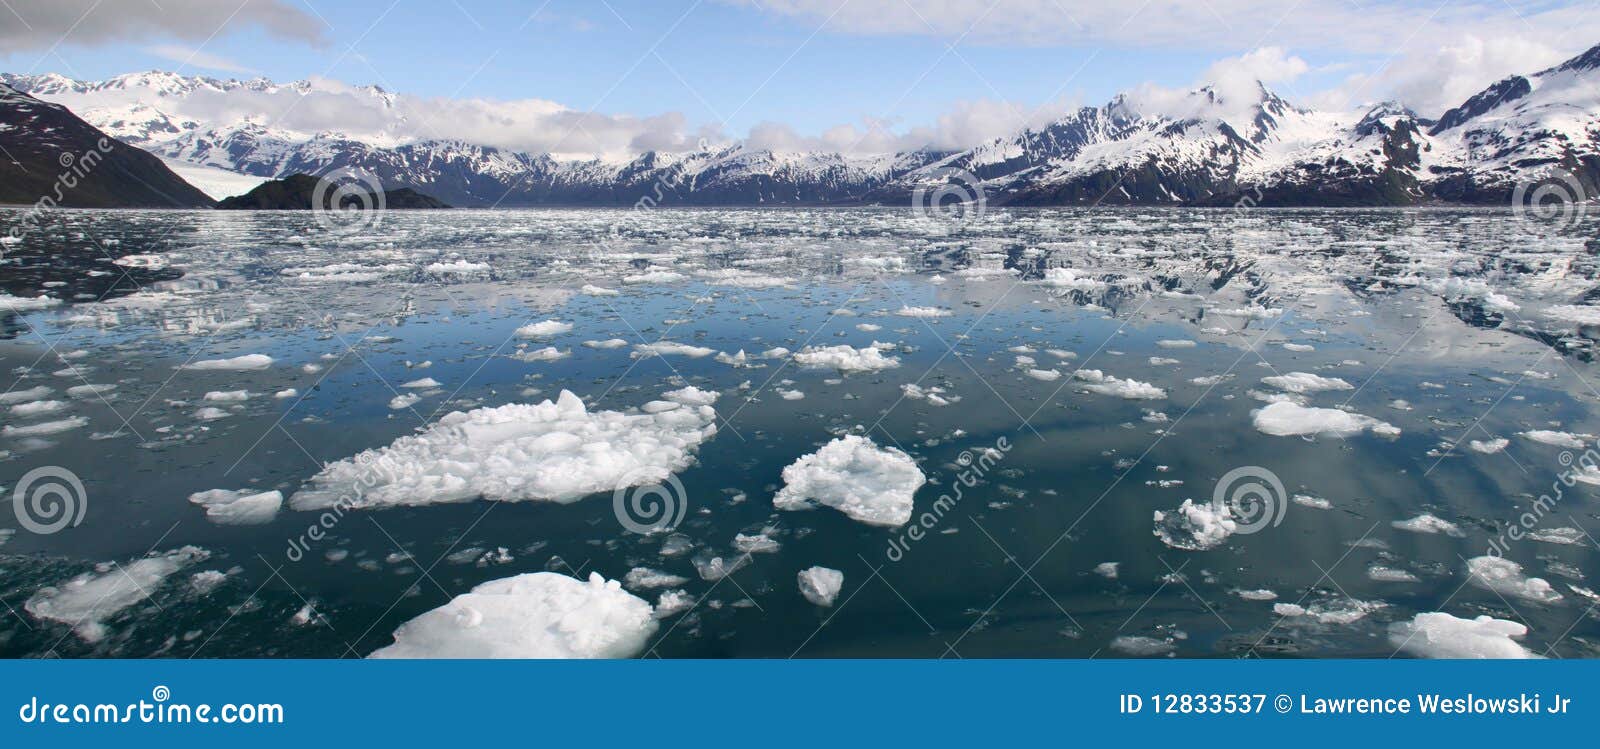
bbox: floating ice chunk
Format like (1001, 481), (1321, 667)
(663, 386), (718, 406)
(798, 566), (844, 607)
(10, 399), (67, 417)
(1391, 513), (1465, 537)
(290, 390), (717, 510)
(203, 390), (251, 402)
(275, 389), (298, 399)
(777, 389), (805, 400)
(25, 546), (209, 642)
(401, 377), (441, 389)
(632, 341), (717, 358)
(793, 343), (900, 373)
(1038, 268), (1106, 290)
(0, 293), (62, 311)
(3, 416), (88, 437)
(1156, 340), (1197, 349)
(1093, 562), (1120, 579)
(188, 489), (283, 525)
(900, 383), (957, 406)
(623, 567), (689, 590)
(516, 320), (572, 338)
(1260, 372), (1353, 394)
(734, 531), (782, 554)
(1465, 556), (1562, 604)
(697, 268), (791, 288)
(653, 590), (694, 619)
(622, 269), (686, 284)
(66, 383), (113, 398)
(1282, 343), (1315, 352)
(369, 572), (656, 659)
(1213, 306), (1281, 320)
(583, 338), (629, 349)
(1109, 635), (1174, 656)
(194, 407), (230, 421)
(1074, 369), (1165, 399)
(1251, 402), (1398, 437)
(1153, 499), (1235, 551)
(1389, 612), (1537, 659)
(1147, 357), (1179, 366)
(1468, 438), (1509, 454)
(895, 306), (950, 318)
(511, 346), (569, 362)
(389, 393), (422, 409)
(773, 435), (924, 527)
(182, 354), (273, 371)
(1025, 368), (1062, 381)
(1519, 430), (1589, 449)
(693, 553), (749, 581)
(1368, 565), (1420, 583)
(0, 386), (53, 404)
(1234, 589), (1278, 601)
(581, 284), (619, 296)
(1526, 527), (1586, 546)
(856, 323), (882, 332)
(1273, 597), (1383, 625)
(1541, 304), (1600, 325)
(1292, 494), (1332, 510)
(425, 260), (490, 275)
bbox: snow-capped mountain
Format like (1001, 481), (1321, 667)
(5, 43), (1598, 207)
(0, 82), (213, 208)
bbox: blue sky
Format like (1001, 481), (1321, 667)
(4, 0), (1599, 153)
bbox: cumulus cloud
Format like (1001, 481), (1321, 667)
(0, 0), (324, 51)
(1305, 36), (1578, 117)
(745, 96), (1076, 153)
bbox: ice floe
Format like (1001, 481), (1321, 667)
(181, 354), (274, 371)
(369, 572), (656, 659)
(1153, 499), (1236, 551)
(793, 343), (900, 373)
(1388, 612), (1537, 659)
(798, 566), (844, 606)
(25, 546), (210, 642)
(1465, 556), (1562, 604)
(290, 390), (717, 510)
(1251, 402), (1398, 438)
(188, 489), (283, 525)
(773, 435), (924, 527)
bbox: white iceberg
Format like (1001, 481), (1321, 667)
(369, 572), (656, 659)
(290, 390), (717, 510)
(798, 566), (845, 607)
(26, 546), (209, 642)
(773, 435), (924, 527)
(1389, 612), (1537, 659)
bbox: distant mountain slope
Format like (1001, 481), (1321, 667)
(6, 43), (1600, 208)
(0, 83), (213, 208)
(215, 173), (449, 210)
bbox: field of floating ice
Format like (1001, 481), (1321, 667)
(0, 206), (1598, 658)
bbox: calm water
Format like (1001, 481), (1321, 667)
(1, 206), (1598, 658)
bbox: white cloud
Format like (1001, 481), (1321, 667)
(144, 45), (256, 74)
(1306, 36), (1577, 117)
(0, 0), (323, 51)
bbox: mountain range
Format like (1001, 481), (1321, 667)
(4, 42), (1600, 208)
